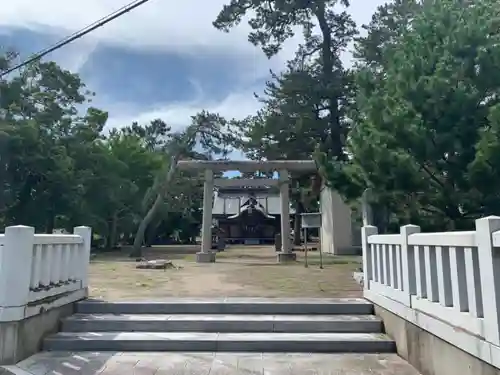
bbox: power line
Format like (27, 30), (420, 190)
(0, 0), (154, 77)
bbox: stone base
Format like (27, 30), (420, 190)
(0, 293), (81, 365)
(277, 252), (297, 263)
(373, 303), (500, 375)
(274, 234), (281, 251)
(352, 271), (364, 286)
(196, 251), (216, 263)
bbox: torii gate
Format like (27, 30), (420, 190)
(177, 159), (353, 263)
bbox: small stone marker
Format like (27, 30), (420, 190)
(217, 237), (226, 251)
(275, 233), (282, 252)
(135, 259), (180, 270)
(352, 270), (364, 285)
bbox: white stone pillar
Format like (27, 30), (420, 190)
(400, 224), (420, 306)
(277, 169), (296, 262)
(361, 188), (374, 226)
(475, 216), (500, 346)
(361, 225), (377, 291)
(0, 226), (34, 321)
(197, 169), (216, 263)
(74, 226), (92, 289)
(320, 186), (353, 255)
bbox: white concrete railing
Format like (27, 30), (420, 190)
(362, 216), (500, 367)
(0, 225), (91, 322)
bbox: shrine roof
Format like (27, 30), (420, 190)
(216, 186), (278, 194)
(213, 192), (294, 216)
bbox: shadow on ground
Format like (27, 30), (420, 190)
(88, 246), (363, 300)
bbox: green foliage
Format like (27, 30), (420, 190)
(215, 0), (357, 161)
(6, 0), (500, 239)
(214, 0), (359, 242)
(0, 56), (233, 248)
(216, 0), (500, 231)
(321, 0), (500, 230)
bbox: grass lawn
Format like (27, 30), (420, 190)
(88, 245), (362, 300)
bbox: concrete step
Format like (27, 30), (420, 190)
(76, 298), (373, 315)
(44, 332), (395, 353)
(62, 314), (383, 333)
(9, 352), (422, 375)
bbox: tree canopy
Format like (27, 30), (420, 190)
(2, 0), (500, 245)
(215, 0), (500, 231)
(319, 0), (500, 230)
(0, 56), (236, 250)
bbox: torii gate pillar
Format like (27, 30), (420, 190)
(277, 169), (296, 262)
(197, 169), (216, 263)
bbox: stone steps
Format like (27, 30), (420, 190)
(44, 332), (395, 352)
(43, 298), (395, 353)
(74, 298), (374, 315)
(62, 314), (383, 333)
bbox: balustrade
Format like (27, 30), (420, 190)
(0, 226), (91, 321)
(363, 216), (500, 348)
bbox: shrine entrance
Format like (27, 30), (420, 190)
(177, 159), (353, 263)
(217, 189), (280, 245)
(238, 210), (269, 244)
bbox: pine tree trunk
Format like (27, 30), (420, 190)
(130, 156), (179, 258)
(315, 3), (343, 158)
(293, 201), (304, 245)
(109, 212), (118, 249)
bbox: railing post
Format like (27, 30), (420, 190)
(361, 225), (377, 290)
(401, 225), (420, 306)
(475, 216), (500, 346)
(0, 226), (34, 317)
(73, 226), (92, 289)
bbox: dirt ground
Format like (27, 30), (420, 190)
(88, 245), (362, 300)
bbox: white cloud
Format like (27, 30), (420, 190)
(1, 0), (389, 139)
(51, 38), (100, 74)
(0, 0), (298, 59)
(0, 0), (387, 65)
(104, 86), (261, 131)
(0, 0), (307, 95)
(102, 88), (255, 164)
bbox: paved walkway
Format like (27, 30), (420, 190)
(3, 352), (421, 374)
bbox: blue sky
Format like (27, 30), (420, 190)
(0, 0), (387, 168)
